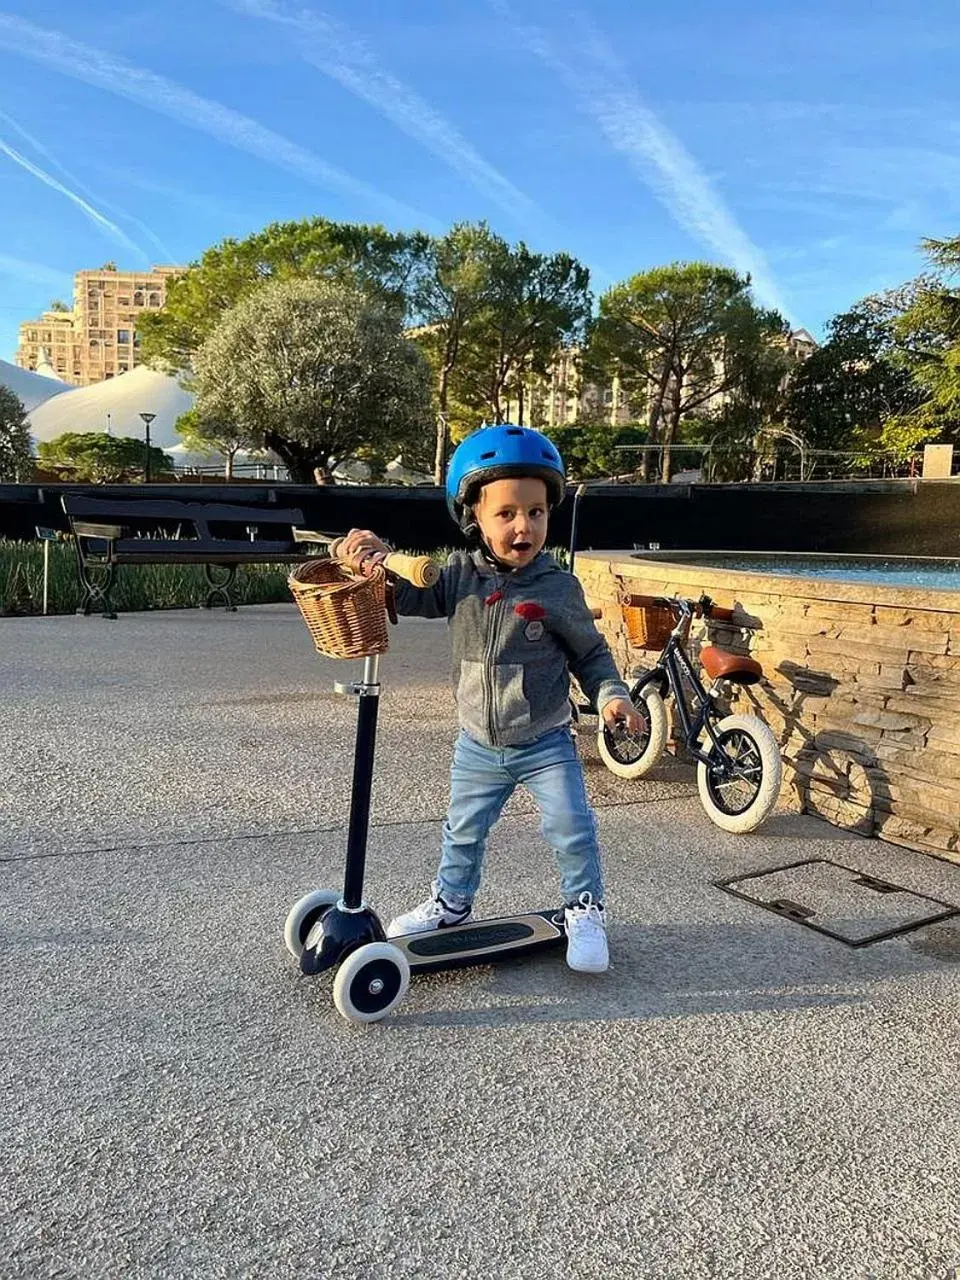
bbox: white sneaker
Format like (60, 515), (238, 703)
(386, 893), (472, 938)
(564, 893), (609, 973)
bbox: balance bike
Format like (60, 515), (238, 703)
(284, 543), (565, 1024)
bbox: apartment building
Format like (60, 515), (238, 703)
(16, 264), (184, 387)
(15, 307), (78, 384)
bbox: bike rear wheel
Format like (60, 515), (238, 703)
(596, 685), (668, 779)
(697, 714), (782, 833)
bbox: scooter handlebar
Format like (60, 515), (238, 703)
(382, 551), (440, 589)
(327, 538), (439, 589)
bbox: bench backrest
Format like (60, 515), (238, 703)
(62, 494), (308, 556)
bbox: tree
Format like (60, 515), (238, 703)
(37, 432), (173, 482)
(883, 243), (960, 457)
(192, 278), (433, 485)
(410, 225), (592, 480)
(49, 299), (70, 313)
(697, 334), (797, 481)
(786, 294), (928, 460)
(175, 407), (260, 480)
(410, 222), (501, 483)
(589, 263), (789, 482)
(0, 387), (33, 482)
(139, 218), (430, 371)
(454, 240), (592, 429)
(546, 416), (647, 481)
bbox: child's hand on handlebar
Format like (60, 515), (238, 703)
(601, 697), (643, 735)
(337, 528), (391, 576)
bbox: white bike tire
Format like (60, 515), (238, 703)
(596, 685), (668, 780)
(697, 714), (782, 834)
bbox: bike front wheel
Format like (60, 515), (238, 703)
(697, 714), (782, 833)
(596, 685), (668, 779)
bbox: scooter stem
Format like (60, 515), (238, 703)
(342, 655), (381, 909)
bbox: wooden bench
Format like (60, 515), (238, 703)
(61, 495), (328, 618)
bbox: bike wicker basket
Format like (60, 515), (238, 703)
(620, 594), (675, 650)
(288, 558), (389, 659)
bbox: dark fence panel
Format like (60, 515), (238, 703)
(566, 481), (960, 558)
(3, 479), (960, 557)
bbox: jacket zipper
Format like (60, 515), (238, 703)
(484, 577), (505, 744)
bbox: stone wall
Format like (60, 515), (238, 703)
(575, 552), (960, 866)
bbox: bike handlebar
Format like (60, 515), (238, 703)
(648, 593), (736, 624)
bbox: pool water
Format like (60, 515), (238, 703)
(640, 553), (960, 591)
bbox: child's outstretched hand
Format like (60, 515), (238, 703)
(337, 528), (391, 576)
(601, 697), (643, 735)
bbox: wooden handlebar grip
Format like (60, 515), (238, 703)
(326, 539), (439, 588)
(383, 552), (439, 588)
(710, 605), (735, 622)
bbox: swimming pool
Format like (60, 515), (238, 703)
(630, 552), (960, 592)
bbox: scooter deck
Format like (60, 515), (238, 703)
(392, 910), (565, 974)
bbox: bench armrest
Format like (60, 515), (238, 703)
(72, 521), (123, 540)
(292, 528), (332, 545)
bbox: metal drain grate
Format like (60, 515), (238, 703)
(716, 858), (960, 947)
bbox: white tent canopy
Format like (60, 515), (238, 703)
(28, 365), (193, 448)
(0, 357), (70, 412)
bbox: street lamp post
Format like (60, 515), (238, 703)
(139, 412), (156, 483)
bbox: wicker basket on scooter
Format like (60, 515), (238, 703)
(620, 594), (675, 650)
(288, 559), (389, 659)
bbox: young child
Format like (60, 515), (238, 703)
(338, 423), (642, 973)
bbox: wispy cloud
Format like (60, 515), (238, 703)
(492, 3), (791, 317)
(91, 165), (255, 227)
(0, 131), (148, 259)
(0, 12), (434, 229)
(0, 253), (70, 291)
(226, 0), (541, 226)
(0, 108), (176, 261)
(0, 108), (80, 182)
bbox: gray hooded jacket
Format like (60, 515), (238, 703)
(394, 549), (629, 748)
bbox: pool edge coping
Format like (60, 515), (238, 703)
(575, 550), (960, 615)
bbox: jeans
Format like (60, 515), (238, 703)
(434, 726), (604, 909)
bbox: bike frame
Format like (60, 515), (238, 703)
(578, 597), (735, 776)
(632, 625), (727, 770)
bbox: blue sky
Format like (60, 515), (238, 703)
(1, 0), (959, 361)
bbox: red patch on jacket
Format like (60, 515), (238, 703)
(484, 590), (503, 606)
(514, 602), (546, 621)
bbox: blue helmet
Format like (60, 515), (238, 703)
(445, 424), (566, 523)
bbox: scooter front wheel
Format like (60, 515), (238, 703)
(284, 889), (339, 960)
(697, 714), (782, 834)
(333, 942), (410, 1024)
(596, 685), (668, 779)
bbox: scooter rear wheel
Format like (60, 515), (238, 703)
(333, 942), (410, 1024)
(284, 889), (339, 960)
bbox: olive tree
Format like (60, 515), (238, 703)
(192, 278), (433, 484)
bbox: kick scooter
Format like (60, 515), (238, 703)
(284, 539), (565, 1024)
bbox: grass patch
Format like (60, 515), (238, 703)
(1, 540), (570, 616)
(1, 539), (299, 616)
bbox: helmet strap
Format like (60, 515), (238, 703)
(460, 506), (515, 573)
(458, 505), (481, 548)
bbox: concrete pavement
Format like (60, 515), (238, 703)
(2, 605), (959, 1279)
